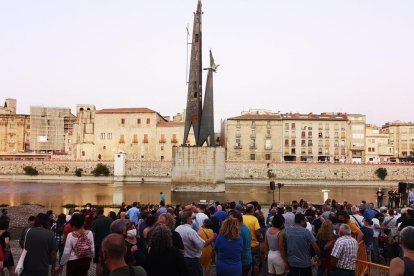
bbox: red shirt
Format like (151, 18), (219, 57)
(63, 223), (73, 244)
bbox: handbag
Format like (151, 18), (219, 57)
(15, 228), (31, 275)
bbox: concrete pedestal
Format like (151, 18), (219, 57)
(171, 146), (225, 192)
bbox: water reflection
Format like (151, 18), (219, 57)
(0, 181), (382, 213)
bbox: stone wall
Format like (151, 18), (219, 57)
(225, 161), (414, 181)
(0, 160), (413, 183)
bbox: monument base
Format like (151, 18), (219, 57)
(171, 146), (225, 192)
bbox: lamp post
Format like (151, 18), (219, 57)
(277, 183), (284, 202)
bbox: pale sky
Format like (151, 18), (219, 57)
(1, 0), (413, 128)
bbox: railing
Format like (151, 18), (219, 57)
(356, 241), (389, 276)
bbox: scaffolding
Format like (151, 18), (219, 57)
(30, 106), (73, 153)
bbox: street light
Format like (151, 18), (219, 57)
(277, 183), (284, 202)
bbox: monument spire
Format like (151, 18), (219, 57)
(183, 0), (203, 145)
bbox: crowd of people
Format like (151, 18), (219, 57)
(0, 189), (413, 275)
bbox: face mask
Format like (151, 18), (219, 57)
(127, 229), (137, 238)
(86, 206), (91, 210)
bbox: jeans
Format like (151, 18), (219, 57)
(184, 257), (203, 276)
(377, 197), (383, 208)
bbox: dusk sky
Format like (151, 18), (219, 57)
(1, 0), (413, 128)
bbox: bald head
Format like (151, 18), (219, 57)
(102, 233), (126, 261)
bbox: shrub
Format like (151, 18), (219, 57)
(75, 168), (83, 177)
(23, 166), (38, 176)
(375, 167), (388, 180)
(92, 163), (110, 176)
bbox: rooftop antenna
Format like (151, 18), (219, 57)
(185, 23), (191, 85)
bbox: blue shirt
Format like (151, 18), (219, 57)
(363, 208), (376, 220)
(126, 207), (140, 224)
(240, 224), (252, 266)
(214, 234), (243, 275)
(160, 193), (165, 202)
(215, 211), (228, 224)
(285, 226), (316, 268)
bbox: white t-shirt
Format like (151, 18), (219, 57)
(195, 212), (209, 230)
(372, 218), (380, 238)
(350, 214), (364, 228)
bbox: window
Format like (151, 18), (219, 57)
(291, 139), (296, 146)
(301, 148), (306, 154)
(308, 148), (313, 154)
(291, 123), (296, 130)
(334, 123), (339, 130)
(301, 131), (306, 138)
(161, 156), (164, 161)
(301, 140), (306, 147)
(285, 139), (289, 146)
(119, 135), (125, 144)
(265, 154), (271, 161)
(318, 132), (323, 138)
(325, 124), (329, 130)
(265, 139), (272, 150)
(325, 132), (330, 138)
(107, 133), (112, 140)
(285, 123), (289, 130)
(318, 148), (323, 154)
(308, 131), (312, 138)
(160, 134), (166, 143)
(133, 134), (138, 143)
(352, 134), (364, 139)
(100, 133), (105, 140)
(161, 146), (164, 151)
(82, 151), (85, 156)
(146, 118), (150, 124)
(318, 123), (323, 130)
(103, 146), (106, 150)
(121, 118), (125, 124)
(250, 139), (256, 149)
(351, 125), (364, 130)
(143, 134), (148, 143)
(251, 121), (256, 128)
(171, 134), (177, 143)
(308, 140), (313, 147)
(250, 154), (256, 160)
(334, 132), (339, 139)
(236, 120), (241, 128)
(137, 118), (141, 124)
(291, 148), (296, 154)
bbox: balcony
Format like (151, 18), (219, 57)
(171, 139), (178, 144)
(235, 133), (241, 138)
(234, 144), (242, 149)
(265, 133), (271, 138)
(159, 139), (166, 143)
(265, 145), (272, 150)
(249, 144), (257, 150)
(250, 133), (256, 138)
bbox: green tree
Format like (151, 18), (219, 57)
(23, 166), (38, 176)
(92, 163), (110, 176)
(375, 167), (388, 180)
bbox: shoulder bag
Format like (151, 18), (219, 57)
(15, 228), (31, 275)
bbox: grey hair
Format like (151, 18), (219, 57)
(149, 224), (173, 249)
(400, 226), (414, 251)
(339, 224), (352, 236)
(179, 210), (193, 223)
(110, 219), (126, 235)
(158, 213), (176, 230)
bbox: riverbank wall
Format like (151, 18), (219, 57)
(0, 160), (413, 185)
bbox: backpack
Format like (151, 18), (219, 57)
(72, 231), (92, 258)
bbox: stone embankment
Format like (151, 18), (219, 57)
(0, 160), (413, 185)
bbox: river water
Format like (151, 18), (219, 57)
(0, 180), (392, 213)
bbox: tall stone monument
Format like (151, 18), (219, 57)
(171, 0), (225, 192)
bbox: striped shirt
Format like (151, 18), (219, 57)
(331, 235), (358, 270)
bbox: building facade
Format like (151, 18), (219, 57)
(72, 107), (194, 160)
(365, 124), (393, 163)
(348, 114), (366, 163)
(224, 110), (283, 161)
(381, 121), (414, 162)
(281, 113), (348, 162)
(0, 99), (30, 153)
(30, 106), (74, 154)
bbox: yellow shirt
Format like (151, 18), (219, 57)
(243, 214), (260, 248)
(346, 220), (360, 237)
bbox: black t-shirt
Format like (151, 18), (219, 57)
(91, 216), (112, 248)
(400, 218), (414, 230)
(388, 191), (395, 198)
(21, 227), (57, 276)
(377, 191), (384, 198)
(172, 230), (184, 251)
(395, 193), (401, 201)
(145, 246), (189, 276)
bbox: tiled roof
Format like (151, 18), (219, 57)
(228, 114), (282, 120)
(157, 121), (185, 127)
(281, 113), (348, 121)
(96, 108), (157, 114)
